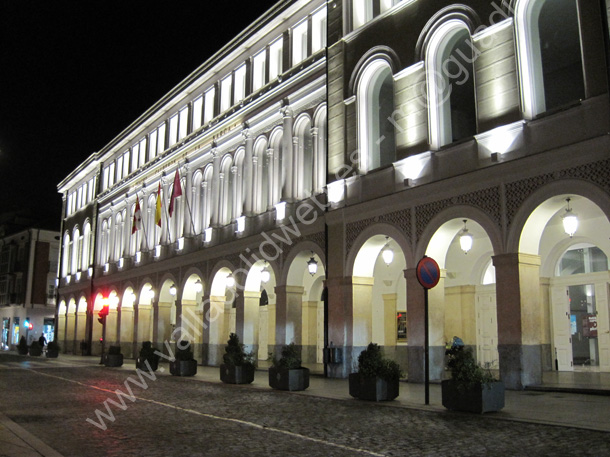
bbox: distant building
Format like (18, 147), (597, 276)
(57, 0), (610, 389)
(0, 224), (59, 349)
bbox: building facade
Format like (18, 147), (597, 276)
(1, 226), (59, 349)
(57, 0), (610, 390)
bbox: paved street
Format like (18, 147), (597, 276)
(1, 354), (610, 457)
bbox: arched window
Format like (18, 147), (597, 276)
(357, 58), (396, 173)
(201, 166), (213, 230)
(129, 204), (140, 256)
(100, 219), (110, 265)
(82, 221), (91, 270)
(72, 227), (81, 273)
(295, 115), (314, 199)
(232, 149), (245, 221)
(220, 156), (233, 225)
(426, 20), (477, 149)
(192, 171), (203, 234)
(114, 213), (124, 261)
(62, 233), (71, 277)
(557, 244), (609, 276)
(269, 128), (284, 205)
(313, 105), (327, 194)
(515, 0), (585, 119)
(253, 137), (270, 214)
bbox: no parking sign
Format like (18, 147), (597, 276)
(416, 256), (440, 289)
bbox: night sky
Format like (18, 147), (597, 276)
(0, 0), (278, 228)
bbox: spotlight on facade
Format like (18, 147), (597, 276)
(459, 220), (473, 254)
(169, 283), (177, 296)
(381, 236), (394, 266)
(226, 273), (235, 288)
(562, 198), (578, 238)
(194, 279), (203, 293)
(307, 254), (318, 276)
(260, 264), (271, 283)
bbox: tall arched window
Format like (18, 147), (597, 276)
(129, 204), (140, 256)
(232, 149), (245, 221)
(220, 156), (233, 225)
(100, 219), (110, 265)
(62, 233), (71, 277)
(192, 171), (203, 234)
(357, 58), (396, 173)
(114, 213), (124, 261)
(313, 104), (327, 194)
(72, 227), (81, 273)
(201, 165), (213, 230)
(253, 137), (269, 214)
(426, 20), (477, 149)
(269, 128), (284, 205)
(515, 0), (585, 119)
(82, 221), (91, 271)
(295, 115), (313, 199)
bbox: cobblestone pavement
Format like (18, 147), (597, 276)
(1, 356), (609, 457)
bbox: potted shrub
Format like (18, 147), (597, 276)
(269, 343), (309, 391)
(349, 343), (402, 401)
(136, 341), (160, 371)
(220, 333), (255, 384)
(104, 345), (124, 367)
(17, 336), (28, 355)
(46, 341), (60, 358)
(29, 341), (42, 356)
(169, 341), (197, 376)
(442, 342), (504, 413)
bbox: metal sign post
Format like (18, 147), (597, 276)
(416, 256), (440, 405)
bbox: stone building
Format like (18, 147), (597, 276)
(57, 0), (610, 389)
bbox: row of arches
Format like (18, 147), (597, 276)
(356, 0), (586, 172)
(58, 182), (610, 383)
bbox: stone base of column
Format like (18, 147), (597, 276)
(499, 344), (543, 389)
(301, 344), (318, 364)
(406, 345), (445, 383)
(201, 343), (224, 367)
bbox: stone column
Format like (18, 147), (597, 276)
(492, 253), (543, 389)
(352, 277), (374, 347)
(292, 136), (300, 200)
(184, 166), (193, 237)
(280, 104), (294, 201)
(243, 128), (254, 216)
(231, 166), (239, 220)
(205, 295), (226, 366)
(124, 197), (132, 257)
(405, 268), (425, 382)
(382, 293), (397, 347)
(325, 276), (354, 378)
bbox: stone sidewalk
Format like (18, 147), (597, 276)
(1, 353), (610, 456)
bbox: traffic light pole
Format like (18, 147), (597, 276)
(99, 315), (107, 365)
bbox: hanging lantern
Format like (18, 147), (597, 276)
(226, 273), (235, 288)
(381, 237), (394, 266)
(307, 254), (318, 276)
(562, 198), (578, 238)
(261, 265), (271, 283)
(459, 220), (473, 254)
(169, 283), (177, 296)
(194, 279), (203, 293)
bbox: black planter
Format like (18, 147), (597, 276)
(220, 364), (255, 384)
(17, 346), (29, 355)
(349, 373), (399, 401)
(46, 349), (59, 358)
(136, 356), (159, 372)
(170, 359), (197, 376)
(104, 353), (124, 367)
(441, 380), (505, 413)
(269, 367), (310, 391)
(29, 345), (42, 356)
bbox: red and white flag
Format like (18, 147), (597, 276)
(168, 170), (182, 217)
(132, 196), (142, 234)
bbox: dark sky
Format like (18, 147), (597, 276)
(0, 0), (278, 227)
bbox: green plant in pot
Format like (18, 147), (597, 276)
(16, 336), (28, 355)
(442, 338), (504, 413)
(136, 341), (160, 371)
(220, 333), (255, 384)
(46, 341), (60, 358)
(269, 343), (309, 391)
(104, 345), (124, 367)
(349, 343), (402, 401)
(169, 341), (197, 376)
(28, 340), (42, 356)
